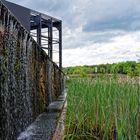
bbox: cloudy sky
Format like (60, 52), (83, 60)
(7, 0), (140, 67)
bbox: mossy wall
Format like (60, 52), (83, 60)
(0, 1), (64, 139)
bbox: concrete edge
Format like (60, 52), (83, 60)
(52, 101), (67, 140)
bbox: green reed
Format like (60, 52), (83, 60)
(64, 76), (140, 140)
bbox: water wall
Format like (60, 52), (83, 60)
(0, 1), (64, 139)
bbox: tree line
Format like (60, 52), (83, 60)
(64, 61), (140, 77)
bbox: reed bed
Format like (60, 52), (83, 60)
(64, 76), (140, 140)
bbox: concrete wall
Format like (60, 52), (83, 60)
(0, 1), (64, 139)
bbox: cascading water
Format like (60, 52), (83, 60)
(0, 1), (64, 139)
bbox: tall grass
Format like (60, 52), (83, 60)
(64, 76), (140, 140)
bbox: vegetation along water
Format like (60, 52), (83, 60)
(63, 75), (140, 140)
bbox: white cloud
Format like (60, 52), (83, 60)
(63, 32), (140, 67)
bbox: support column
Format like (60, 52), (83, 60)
(58, 21), (62, 70)
(48, 19), (53, 60)
(57, 21), (63, 93)
(37, 14), (42, 46)
(47, 60), (52, 103)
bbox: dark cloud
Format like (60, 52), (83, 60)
(81, 0), (140, 32)
(8, 0), (140, 32)
(83, 15), (140, 32)
(8, 0), (140, 30)
(91, 33), (121, 43)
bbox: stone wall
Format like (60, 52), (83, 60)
(0, 1), (64, 139)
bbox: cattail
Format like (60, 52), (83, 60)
(112, 122), (117, 140)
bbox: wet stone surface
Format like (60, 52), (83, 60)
(47, 101), (65, 112)
(17, 112), (60, 140)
